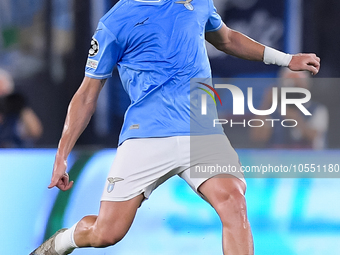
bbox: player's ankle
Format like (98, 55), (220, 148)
(55, 223), (78, 255)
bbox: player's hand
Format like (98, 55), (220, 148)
(288, 53), (320, 75)
(48, 154), (74, 191)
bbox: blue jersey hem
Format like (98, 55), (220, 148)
(85, 72), (112, 79)
(118, 130), (225, 146)
(205, 20), (223, 33)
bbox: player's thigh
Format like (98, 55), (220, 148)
(95, 194), (144, 237)
(102, 137), (179, 201)
(179, 134), (246, 201)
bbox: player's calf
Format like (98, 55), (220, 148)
(73, 215), (129, 248)
(89, 229), (125, 248)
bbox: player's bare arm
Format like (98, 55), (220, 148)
(49, 77), (106, 191)
(205, 23), (265, 62)
(205, 22), (321, 75)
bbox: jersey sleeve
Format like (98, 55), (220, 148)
(205, 0), (223, 32)
(85, 22), (123, 79)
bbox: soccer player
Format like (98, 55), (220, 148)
(30, 0), (320, 254)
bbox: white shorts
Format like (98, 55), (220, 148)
(101, 134), (245, 202)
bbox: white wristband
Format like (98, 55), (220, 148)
(263, 46), (292, 67)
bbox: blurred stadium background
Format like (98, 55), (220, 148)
(1, 0), (340, 254)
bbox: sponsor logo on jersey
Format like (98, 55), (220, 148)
(89, 38), (99, 57)
(134, 17), (149, 27)
(175, 0), (194, 11)
(107, 177), (124, 193)
(86, 59), (98, 69)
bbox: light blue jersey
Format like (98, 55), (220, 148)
(85, 0), (224, 144)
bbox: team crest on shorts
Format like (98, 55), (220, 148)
(89, 38), (99, 57)
(107, 177), (124, 193)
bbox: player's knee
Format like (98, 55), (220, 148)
(213, 188), (248, 227)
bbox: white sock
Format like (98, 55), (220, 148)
(55, 223), (79, 255)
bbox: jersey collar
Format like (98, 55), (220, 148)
(133, 0), (162, 2)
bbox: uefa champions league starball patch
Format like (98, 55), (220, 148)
(89, 38), (99, 57)
(107, 177), (124, 193)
